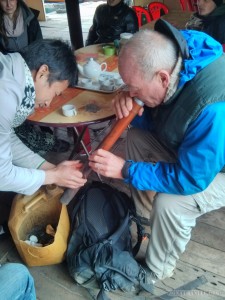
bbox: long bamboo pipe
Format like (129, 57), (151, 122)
(60, 98), (144, 205)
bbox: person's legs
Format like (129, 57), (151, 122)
(147, 192), (201, 279)
(125, 127), (176, 223)
(14, 122), (70, 154)
(0, 263), (36, 300)
(147, 172), (225, 279)
(126, 128), (225, 280)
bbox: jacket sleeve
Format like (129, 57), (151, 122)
(85, 11), (99, 46)
(0, 84), (45, 195)
(215, 17), (225, 44)
(124, 9), (139, 33)
(27, 16), (43, 44)
(125, 102), (225, 195)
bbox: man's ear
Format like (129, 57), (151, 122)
(34, 64), (49, 81)
(157, 70), (170, 89)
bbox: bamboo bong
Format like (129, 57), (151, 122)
(60, 98), (144, 205)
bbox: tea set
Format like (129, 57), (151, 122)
(77, 57), (124, 92)
(62, 58), (124, 117)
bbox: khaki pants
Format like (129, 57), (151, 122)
(126, 127), (225, 280)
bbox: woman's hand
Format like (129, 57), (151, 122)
(89, 149), (125, 179)
(44, 160), (87, 189)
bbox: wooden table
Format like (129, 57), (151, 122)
(27, 44), (119, 157)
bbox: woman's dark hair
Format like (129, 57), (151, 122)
(20, 39), (78, 86)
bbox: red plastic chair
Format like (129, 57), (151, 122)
(179, 0), (197, 12)
(132, 6), (152, 28)
(147, 2), (169, 21)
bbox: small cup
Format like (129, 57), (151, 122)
(80, 78), (92, 89)
(102, 45), (116, 56)
(115, 77), (124, 86)
(62, 104), (77, 117)
(92, 81), (101, 90)
(101, 79), (113, 91)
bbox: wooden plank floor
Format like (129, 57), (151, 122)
(1, 125), (225, 299)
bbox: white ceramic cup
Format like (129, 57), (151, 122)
(62, 104), (77, 117)
(92, 81), (101, 90)
(115, 77), (124, 86)
(80, 78), (92, 89)
(101, 79), (113, 91)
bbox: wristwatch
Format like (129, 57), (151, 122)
(121, 160), (133, 179)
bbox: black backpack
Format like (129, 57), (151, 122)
(66, 181), (152, 300)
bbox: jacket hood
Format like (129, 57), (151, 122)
(210, 3), (225, 16)
(178, 29), (223, 87)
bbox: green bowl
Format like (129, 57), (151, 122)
(102, 45), (116, 56)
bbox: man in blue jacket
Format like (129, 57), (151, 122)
(89, 19), (225, 289)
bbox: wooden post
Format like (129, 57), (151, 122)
(65, 0), (84, 50)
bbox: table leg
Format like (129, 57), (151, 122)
(69, 126), (90, 160)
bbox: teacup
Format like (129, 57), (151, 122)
(101, 79), (113, 91)
(80, 78), (92, 89)
(62, 104), (77, 117)
(114, 77), (124, 86)
(102, 45), (116, 56)
(92, 81), (101, 90)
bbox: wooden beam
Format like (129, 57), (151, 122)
(65, 0), (84, 50)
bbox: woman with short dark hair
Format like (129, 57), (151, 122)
(0, 37), (87, 300)
(0, 38), (86, 194)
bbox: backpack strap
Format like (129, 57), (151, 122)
(158, 275), (208, 300)
(100, 264), (154, 294)
(97, 289), (111, 300)
(131, 215), (146, 257)
(69, 195), (84, 230)
(107, 213), (130, 245)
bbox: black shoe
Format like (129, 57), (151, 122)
(52, 139), (70, 153)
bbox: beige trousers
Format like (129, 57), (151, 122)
(126, 127), (225, 280)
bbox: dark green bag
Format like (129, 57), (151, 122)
(66, 181), (152, 299)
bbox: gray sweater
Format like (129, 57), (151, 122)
(0, 52), (45, 195)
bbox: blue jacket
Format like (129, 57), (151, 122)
(126, 30), (225, 195)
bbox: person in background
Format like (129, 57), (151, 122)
(0, 38), (87, 194)
(0, 0), (70, 155)
(186, 0), (225, 44)
(0, 38), (87, 298)
(0, 0), (42, 53)
(88, 19), (225, 293)
(85, 0), (138, 46)
(84, 0), (138, 151)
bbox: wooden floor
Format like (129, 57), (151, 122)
(1, 3), (225, 299)
(1, 124), (225, 300)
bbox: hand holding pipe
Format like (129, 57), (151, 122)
(60, 98), (144, 205)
